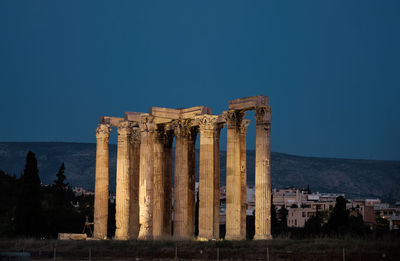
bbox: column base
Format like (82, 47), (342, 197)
(225, 234), (245, 240)
(253, 234), (273, 240)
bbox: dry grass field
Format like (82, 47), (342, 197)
(1, 237), (399, 261)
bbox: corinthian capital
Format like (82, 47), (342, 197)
(139, 116), (155, 133)
(172, 119), (192, 138)
(255, 106), (271, 125)
(130, 127), (141, 144)
(96, 124), (111, 139)
(222, 110), (245, 128)
(195, 115), (219, 131)
(240, 119), (250, 134)
(117, 121), (133, 137)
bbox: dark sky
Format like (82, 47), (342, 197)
(1, 1), (399, 160)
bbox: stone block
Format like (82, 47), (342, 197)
(58, 233), (87, 240)
(229, 95), (268, 111)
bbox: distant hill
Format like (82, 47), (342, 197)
(0, 142), (399, 203)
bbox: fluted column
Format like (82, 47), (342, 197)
(188, 126), (198, 237)
(115, 121), (132, 240)
(94, 124), (111, 239)
(223, 110), (245, 240)
(197, 115), (220, 239)
(240, 119), (249, 239)
(138, 116), (155, 240)
(173, 119), (192, 239)
(128, 127), (140, 239)
(254, 106), (272, 240)
(153, 124), (166, 239)
(163, 129), (174, 236)
(213, 124), (223, 239)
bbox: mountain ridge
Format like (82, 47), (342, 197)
(0, 142), (399, 203)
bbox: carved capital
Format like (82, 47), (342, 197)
(139, 116), (155, 133)
(188, 126), (198, 143)
(164, 129), (174, 147)
(255, 106), (271, 125)
(117, 121), (133, 137)
(222, 110), (245, 128)
(195, 115), (219, 131)
(239, 119), (250, 134)
(130, 127), (141, 144)
(154, 124), (166, 143)
(96, 124), (111, 139)
(172, 119), (192, 138)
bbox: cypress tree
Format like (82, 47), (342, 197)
(15, 151), (43, 237)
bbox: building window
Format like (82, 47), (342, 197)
(302, 212), (305, 217)
(295, 220), (297, 226)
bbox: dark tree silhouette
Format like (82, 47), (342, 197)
(15, 151), (44, 237)
(327, 196), (349, 236)
(54, 162), (68, 190)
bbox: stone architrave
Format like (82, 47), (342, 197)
(138, 116), (155, 240)
(173, 119), (192, 239)
(223, 110), (245, 240)
(163, 129), (174, 236)
(254, 106), (272, 240)
(128, 127), (140, 238)
(153, 124), (166, 239)
(197, 115), (219, 239)
(93, 123), (111, 239)
(239, 119), (250, 239)
(115, 121), (133, 240)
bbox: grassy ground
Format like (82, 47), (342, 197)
(0, 237), (399, 261)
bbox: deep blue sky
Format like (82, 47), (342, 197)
(1, 1), (399, 160)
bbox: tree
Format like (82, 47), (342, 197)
(304, 211), (323, 237)
(15, 151), (44, 237)
(327, 196), (349, 237)
(54, 163), (68, 190)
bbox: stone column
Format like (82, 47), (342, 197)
(254, 106), (272, 240)
(138, 116), (155, 240)
(94, 124), (111, 239)
(173, 119), (192, 239)
(115, 121), (132, 240)
(163, 129), (174, 236)
(213, 124), (223, 239)
(128, 127), (140, 239)
(153, 124), (166, 239)
(240, 119), (250, 239)
(188, 126), (198, 237)
(223, 110), (245, 240)
(197, 115), (220, 239)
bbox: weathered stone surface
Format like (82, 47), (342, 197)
(129, 127), (140, 239)
(153, 125), (166, 239)
(138, 116), (155, 240)
(115, 121), (133, 240)
(223, 110), (245, 240)
(94, 96), (271, 242)
(240, 119), (250, 239)
(173, 119), (192, 239)
(58, 233), (87, 240)
(93, 124), (110, 239)
(254, 106), (272, 240)
(197, 115), (221, 239)
(229, 95), (268, 111)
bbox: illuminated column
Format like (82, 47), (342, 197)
(93, 123), (111, 239)
(138, 116), (155, 240)
(173, 119), (192, 239)
(128, 127), (140, 239)
(223, 110), (245, 240)
(239, 119), (250, 239)
(163, 129), (174, 236)
(254, 106), (272, 240)
(153, 124), (166, 239)
(197, 115), (220, 239)
(115, 121), (132, 240)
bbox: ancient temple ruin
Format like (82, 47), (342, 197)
(93, 95), (272, 240)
